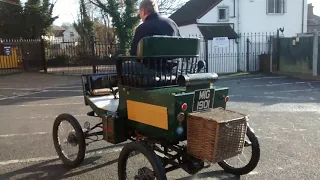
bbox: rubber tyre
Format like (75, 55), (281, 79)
(217, 125), (260, 176)
(118, 141), (167, 180)
(52, 113), (86, 168)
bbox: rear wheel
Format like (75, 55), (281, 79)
(118, 141), (167, 180)
(52, 113), (86, 168)
(218, 125), (260, 175)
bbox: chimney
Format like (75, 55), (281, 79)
(308, 3), (314, 17)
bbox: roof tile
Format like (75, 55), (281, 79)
(169, 0), (223, 26)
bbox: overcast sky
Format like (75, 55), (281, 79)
(21, 0), (320, 26)
(51, 0), (78, 25)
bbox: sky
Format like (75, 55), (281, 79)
(21, 0), (320, 26)
(51, 0), (78, 25)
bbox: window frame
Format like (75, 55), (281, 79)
(70, 31), (75, 37)
(218, 6), (229, 22)
(266, 0), (286, 15)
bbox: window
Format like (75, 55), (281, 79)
(70, 32), (74, 37)
(218, 6), (229, 21)
(267, 0), (286, 14)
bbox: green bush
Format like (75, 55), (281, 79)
(47, 54), (71, 67)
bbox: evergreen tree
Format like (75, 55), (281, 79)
(0, 0), (58, 39)
(0, 0), (24, 38)
(90, 0), (140, 55)
(23, 0), (58, 38)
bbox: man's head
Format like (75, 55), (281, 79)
(139, 0), (159, 22)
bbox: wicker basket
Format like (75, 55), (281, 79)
(187, 107), (248, 163)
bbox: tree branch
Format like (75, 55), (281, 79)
(88, 0), (100, 8)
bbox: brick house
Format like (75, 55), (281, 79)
(307, 3), (320, 32)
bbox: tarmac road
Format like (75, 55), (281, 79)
(0, 72), (320, 180)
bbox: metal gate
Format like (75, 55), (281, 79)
(20, 39), (46, 71)
(0, 39), (46, 75)
(45, 36), (118, 75)
(200, 32), (276, 74)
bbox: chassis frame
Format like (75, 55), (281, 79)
(70, 110), (260, 177)
(52, 36), (260, 179)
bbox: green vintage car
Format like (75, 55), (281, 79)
(52, 36), (260, 179)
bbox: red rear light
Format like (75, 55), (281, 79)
(225, 96), (229, 102)
(181, 103), (187, 111)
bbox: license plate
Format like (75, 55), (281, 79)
(192, 88), (215, 112)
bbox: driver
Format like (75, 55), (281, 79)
(130, 0), (180, 56)
(122, 0), (180, 75)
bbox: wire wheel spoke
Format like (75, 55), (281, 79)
(125, 151), (156, 180)
(57, 120), (80, 161)
(223, 137), (252, 168)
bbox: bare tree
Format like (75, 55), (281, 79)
(156, 0), (186, 15)
(87, 0), (185, 54)
(89, 0), (185, 16)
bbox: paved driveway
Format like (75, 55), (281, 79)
(0, 72), (319, 180)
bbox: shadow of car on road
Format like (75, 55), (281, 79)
(0, 144), (123, 180)
(177, 170), (240, 180)
(4, 156), (116, 180)
(0, 143), (241, 180)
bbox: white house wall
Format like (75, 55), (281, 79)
(60, 26), (80, 49)
(190, 0), (308, 73)
(198, 0), (238, 73)
(178, 24), (239, 73)
(178, 24), (202, 37)
(63, 26), (80, 42)
(178, 24), (207, 64)
(239, 0), (308, 37)
(198, 0), (308, 37)
(199, 0), (239, 32)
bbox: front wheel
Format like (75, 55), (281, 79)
(52, 113), (86, 168)
(118, 141), (167, 180)
(218, 125), (260, 176)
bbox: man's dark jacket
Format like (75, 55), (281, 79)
(130, 12), (180, 56)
